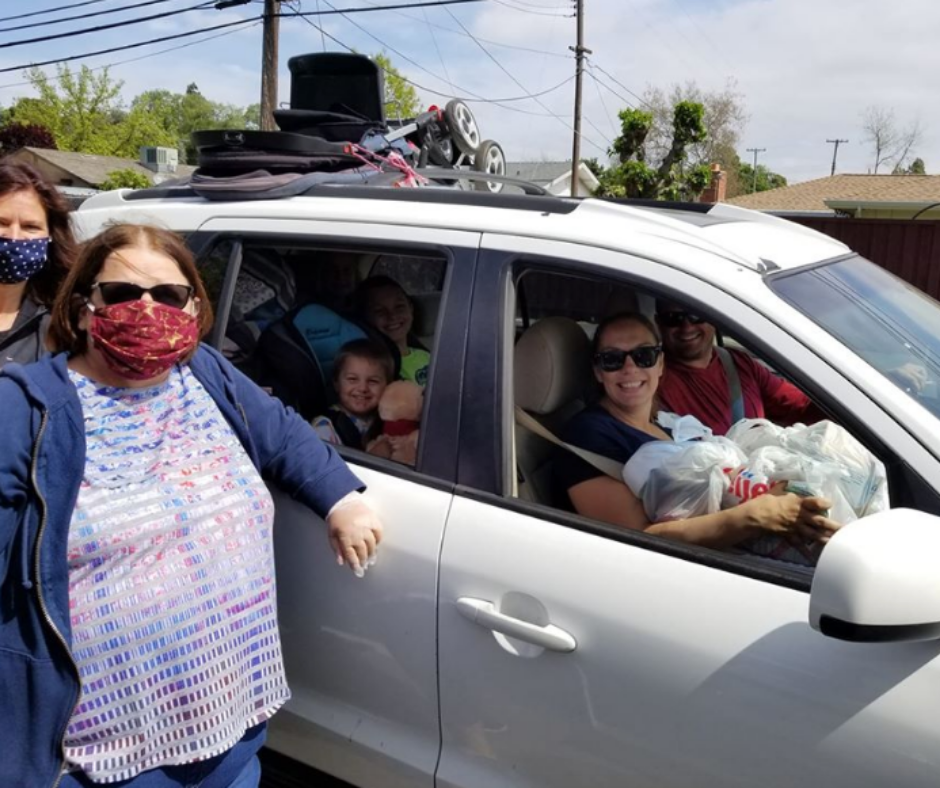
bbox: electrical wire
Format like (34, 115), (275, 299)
(0, 0), (180, 34)
(288, 4), (574, 106)
(587, 64), (621, 139)
(354, 0), (571, 58)
(490, 0), (573, 17)
(423, 5), (456, 94)
(588, 60), (651, 110)
(0, 0), (115, 24)
(0, 1), (216, 50)
(0, 20), (262, 91)
(0, 15), (260, 73)
(443, 6), (607, 153)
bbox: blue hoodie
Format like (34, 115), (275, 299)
(0, 345), (363, 788)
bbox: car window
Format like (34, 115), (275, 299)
(509, 262), (904, 575)
(198, 236), (448, 470)
(771, 255), (940, 412)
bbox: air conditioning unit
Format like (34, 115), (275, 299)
(139, 146), (179, 173)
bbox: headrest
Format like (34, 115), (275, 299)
(412, 291), (441, 339)
(514, 317), (592, 415)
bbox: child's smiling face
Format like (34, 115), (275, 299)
(336, 355), (389, 417)
(366, 285), (413, 347)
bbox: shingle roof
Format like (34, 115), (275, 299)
(22, 147), (196, 187)
(507, 161), (576, 184)
(726, 174), (940, 212)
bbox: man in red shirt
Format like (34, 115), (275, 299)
(655, 302), (818, 435)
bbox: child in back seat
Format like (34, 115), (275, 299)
(312, 338), (393, 449)
(354, 276), (431, 386)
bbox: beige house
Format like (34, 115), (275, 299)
(727, 174), (940, 219)
(6, 146), (196, 192)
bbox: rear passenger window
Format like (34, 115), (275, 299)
(198, 237), (449, 468)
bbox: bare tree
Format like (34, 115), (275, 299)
(861, 106), (923, 174)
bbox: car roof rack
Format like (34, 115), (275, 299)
(415, 168), (550, 196)
(122, 174), (579, 213)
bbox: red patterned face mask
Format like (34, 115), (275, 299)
(88, 299), (199, 381)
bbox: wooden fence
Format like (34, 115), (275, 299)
(787, 216), (940, 300)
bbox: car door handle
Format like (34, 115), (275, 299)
(456, 597), (577, 653)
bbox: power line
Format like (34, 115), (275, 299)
(0, 0), (180, 34)
(443, 6), (606, 153)
(491, 0), (573, 17)
(354, 0), (571, 58)
(288, 3), (574, 107)
(0, 1), (479, 74)
(0, 15), (260, 73)
(0, 0), (115, 24)
(588, 60), (650, 109)
(274, 0), (487, 18)
(0, 1), (216, 50)
(585, 63), (634, 109)
(0, 20), (262, 91)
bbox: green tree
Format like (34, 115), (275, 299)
(374, 53), (421, 119)
(132, 84), (253, 163)
(735, 160), (787, 195)
(10, 65), (176, 157)
(595, 101), (711, 200)
(99, 168), (152, 191)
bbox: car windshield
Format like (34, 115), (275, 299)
(771, 254), (940, 416)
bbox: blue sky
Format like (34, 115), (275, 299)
(1, 0), (938, 183)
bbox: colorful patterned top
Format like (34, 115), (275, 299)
(63, 365), (289, 783)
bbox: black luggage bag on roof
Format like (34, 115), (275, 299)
(191, 129), (360, 174)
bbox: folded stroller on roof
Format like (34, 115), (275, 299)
(190, 52), (507, 199)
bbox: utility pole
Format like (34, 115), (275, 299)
(827, 138), (849, 176)
(569, 0), (591, 197)
(260, 0), (281, 131)
(746, 147), (766, 193)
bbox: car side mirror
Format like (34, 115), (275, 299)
(809, 509), (940, 643)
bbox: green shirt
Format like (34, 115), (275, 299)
(400, 347), (431, 386)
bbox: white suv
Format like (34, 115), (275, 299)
(74, 181), (940, 788)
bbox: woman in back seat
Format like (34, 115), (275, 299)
(553, 312), (840, 551)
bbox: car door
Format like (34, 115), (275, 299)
(192, 218), (481, 788)
(434, 237), (940, 788)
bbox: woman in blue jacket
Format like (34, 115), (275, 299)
(0, 223), (382, 788)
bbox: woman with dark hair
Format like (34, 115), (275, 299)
(0, 159), (77, 366)
(0, 223), (382, 788)
(553, 311), (839, 550)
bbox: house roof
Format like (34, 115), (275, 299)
(19, 147), (196, 187)
(726, 174), (940, 213)
(506, 160), (598, 190)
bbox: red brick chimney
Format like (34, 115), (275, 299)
(699, 163), (726, 203)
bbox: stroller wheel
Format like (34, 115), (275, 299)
(445, 100), (482, 155)
(472, 140), (506, 193)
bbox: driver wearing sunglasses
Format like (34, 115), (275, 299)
(654, 299), (821, 436)
(552, 311), (837, 552)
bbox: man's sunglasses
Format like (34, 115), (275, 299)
(91, 281), (195, 310)
(594, 345), (663, 371)
(658, 311), (705, 328)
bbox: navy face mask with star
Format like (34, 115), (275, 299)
(0, 237), (49, 283)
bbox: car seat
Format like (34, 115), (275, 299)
(257, 303), (400, 420)
(514, 317), (595, 504)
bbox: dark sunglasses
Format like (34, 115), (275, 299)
(658, 311), (705, 328)
(91, 281), (195, 310)
(594, 345), (663, 371)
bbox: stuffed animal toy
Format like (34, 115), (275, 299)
(367, 380), (423, 465)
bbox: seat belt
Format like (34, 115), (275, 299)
(514, 405), (623, 480)
(715, 346), (745, 425)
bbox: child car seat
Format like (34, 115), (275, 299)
(257, 303), (401, 420)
